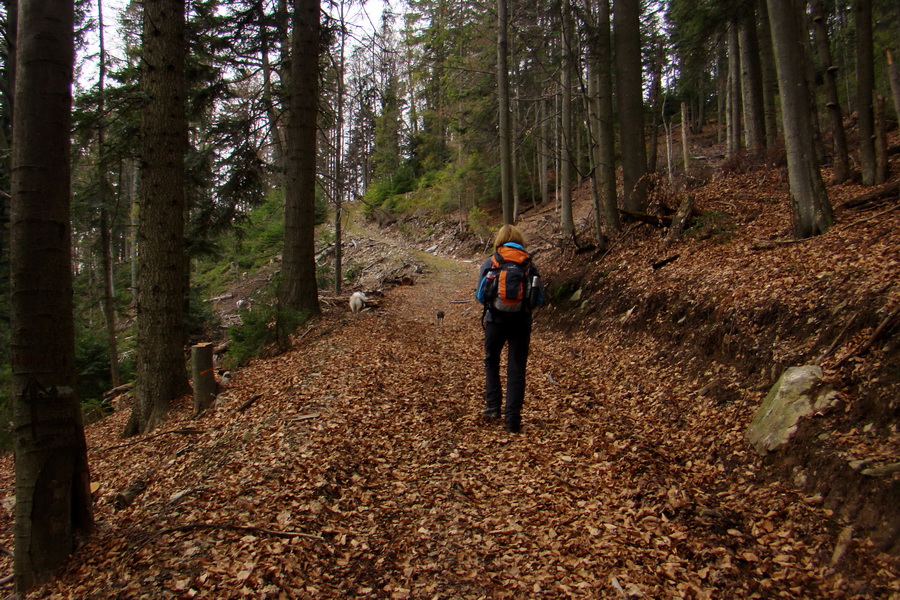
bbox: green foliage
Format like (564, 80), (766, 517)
(343, 260), (364, 284)
(316, 263), (334, 290)
(186, 281), (222, 342)
(686, 210), (736, 241)
(73, 325), (134, 409)
(548, 281), (580, 303)
(226, 290), (310, 369)
(467, 206), (492, 240)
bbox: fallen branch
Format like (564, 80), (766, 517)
(235, 393), (263, 413)
(113, 450), (187, 510)
(450, 299), (474, 304)
(290, 412), (321, 422)
(842, 204), (900, 230)
(103, 381), (134, 399)
(652, 254), (680, 270)
(750, 238), (807, 251)
(98, 427), (203, 452)
(153, 522), (323, 543)
(854, 307), (900, 357)
(837, 180), (899, 210)
(620, 209), (673, 228)
(835, 307), (900, 368)
(815, 312), (860, 366)
(113, 469), (157, 510)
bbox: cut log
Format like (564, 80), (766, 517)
(665, 194), (694, 245)
(619, 209), (673, 228)
(838, 180), (899, 210)
(103, 381), (134, 399)
(192, 343), (216, 416)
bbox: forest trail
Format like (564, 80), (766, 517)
(3, 236), (899, 598)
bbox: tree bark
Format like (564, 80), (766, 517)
(497, 0), (513, 224)
(809, 0), (850, 183)
(191, 343), (216, 416)
(738, 12), (766, 154)
(125, 0), (190, 437)
(726, 23), (742, 155)
(281, 0), (322, 316)
(888, 50), (900, 126)
(767, 0), (832, 238)
(756, 0), (779, 145)
(595, 0), (619, 233)
(855, 0), (877, 185)
(646, 39), (664, 173)
(10, 0), (94, 591)
(559, 0), (574, 236)
(97, 0), (120, 388)
(613, 0), (647, 212)
(681, 102), (690, 176)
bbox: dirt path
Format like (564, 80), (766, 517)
(7, 246), (898, 599)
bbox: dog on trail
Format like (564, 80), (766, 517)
(349, 291), (367, 313)
(436, 310), (445, 325)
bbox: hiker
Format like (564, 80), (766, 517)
(476, 224), (544, 433)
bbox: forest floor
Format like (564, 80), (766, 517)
(2, 135), (900, 598)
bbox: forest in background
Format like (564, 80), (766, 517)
(0, 0), (899, 592)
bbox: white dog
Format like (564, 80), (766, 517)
(349, 291), (367, 313)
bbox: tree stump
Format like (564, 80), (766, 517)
(191, 343), (216, 416)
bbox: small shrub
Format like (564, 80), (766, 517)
(226, 298), (310, 369)
(344, 260), (364, 283)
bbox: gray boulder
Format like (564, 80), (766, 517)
(747, 365), (839, 455)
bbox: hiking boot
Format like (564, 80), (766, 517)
(483, 408), (501, 422)
(505, 416), (521, 433)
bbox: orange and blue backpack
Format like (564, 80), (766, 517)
(476, 243), (543, 316)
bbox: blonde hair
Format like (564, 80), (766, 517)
(493, 224), (526, 249)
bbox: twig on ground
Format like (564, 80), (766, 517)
(98, 428), (203, 452)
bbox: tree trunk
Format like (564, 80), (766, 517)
(97, 0), (119, 388)
(10, 0), (94, 590)
(586, 67), (604, 245)
(738, 12), (766, 154)
(855, 0), (877, 185)
(887, 50), (900, 125)
(539, 99), (549, 207)
(767, 0), (832, 238)
(281, 0), (322, 315)
(125, 0), (190, 437)
(560, 0), (574, 236)
(511, 36), (522, 220)
(497, 0), (513, 224)
(809, 0), (850, 183)
(874, 92), (887, 183)
(595, 0), (619, 233)
(646, 39), (664, 173)
(757, 0), (779, 145)
(717, 44), (726, 143)
(797, 5), (826, 166)
(727, 23), (742, 155)
(681, 102), (690, 176)
(613, 0), (647, 212)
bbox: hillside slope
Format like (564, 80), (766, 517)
(0, 154), (898, 596)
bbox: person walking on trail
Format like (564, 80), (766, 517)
(476, 224), (545, 433)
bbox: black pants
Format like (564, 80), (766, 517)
(484, 313), (532, 425)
